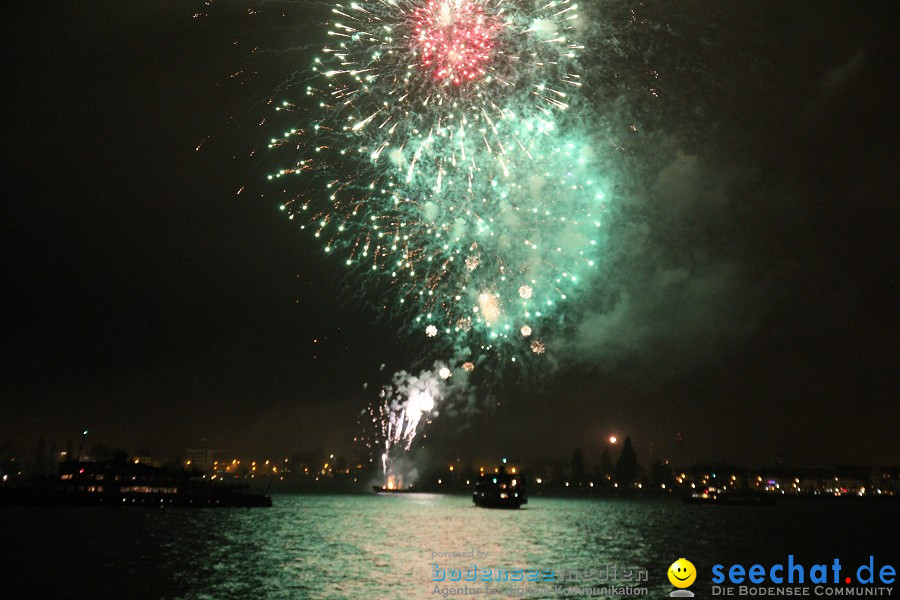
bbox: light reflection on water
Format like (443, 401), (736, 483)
(2, 495), (897, 599)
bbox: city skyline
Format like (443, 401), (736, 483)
(2, 1), (898, 467)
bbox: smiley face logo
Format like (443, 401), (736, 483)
(668, 558), (697, 588)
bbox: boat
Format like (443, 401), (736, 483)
(473, 465), (527, 509)
(372, 473), (419, 494)
(0, 457), (272, 508)
(372, 485), (416, 494)
(683, 487), (777, 506)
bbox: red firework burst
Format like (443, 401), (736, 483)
(413, 0), (499, 85)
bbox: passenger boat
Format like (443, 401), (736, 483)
(473, 465), (527, 509)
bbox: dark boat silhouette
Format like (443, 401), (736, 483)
(683, 487), (776, 506)
(0, 457), (272, 508)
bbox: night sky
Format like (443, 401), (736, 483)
(2, 1), (898, 467)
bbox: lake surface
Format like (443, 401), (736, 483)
(2, 494), (898, 599)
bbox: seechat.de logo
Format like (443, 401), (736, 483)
(668, 558), (697, 597)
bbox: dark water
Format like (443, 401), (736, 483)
(2, 495), (898, 599)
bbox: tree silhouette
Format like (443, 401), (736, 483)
(615, 437), (639, 486)
(597, 447), (613, 487)
(34, 435), (47, 475)
(570, 448), (585, 485)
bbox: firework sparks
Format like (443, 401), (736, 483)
(370, 363), (452, 479)
(414, 0), (499, 85)
(378, 387), (435, 474)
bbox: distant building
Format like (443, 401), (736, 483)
(131, 455), (161, 468)
(184, 448), (225, 474)
(673, 432), (685, 468)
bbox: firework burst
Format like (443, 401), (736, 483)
(270, 0), (609, 365)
